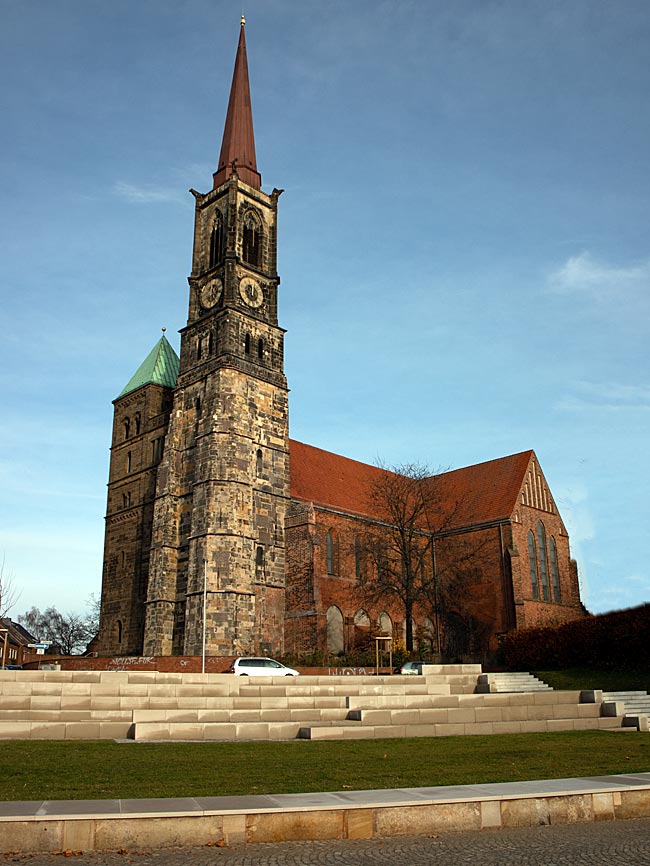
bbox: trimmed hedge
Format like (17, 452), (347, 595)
(500, 604), (650, 671)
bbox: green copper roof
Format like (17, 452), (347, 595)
(117, 334), (180, 399)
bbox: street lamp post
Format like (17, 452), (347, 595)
(201, 559), (207, 674)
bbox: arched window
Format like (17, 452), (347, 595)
(528, 530), (539, 599)
(242, 212), (261, 267)
(123, 418), (130, 440)
(326, 606), (344, 654)
(126, 451), (132, 473)
(209, 211), (224, 268)
(197, 337), (202, 360)
(354, 537), (362, 579)
(208, 331), (214, 355)
(244, 333), (251, 355)
(353, 609), (370, 649)
(549, 536), (560, 602)
(421, 617), (436, 652)
(379, 612), (392, 638)
(195, 396), (201, 414)
(256, 448), (263, 477)
(537, 521), (550, 601)
(326, 530), (336, 574)
(256, 546), (264, 567)
(134, 413), (141, 435)
(257, 338), (264, 360)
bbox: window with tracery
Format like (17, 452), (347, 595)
(209, 211), (224, 268)
(537, 521), (550, 601)
(528, 530), (539, 599)
(242, 212), (261, 267)
(549, 536), (560, 602)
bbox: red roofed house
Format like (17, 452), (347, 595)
(96, 22), (585, 662)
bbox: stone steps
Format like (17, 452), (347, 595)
(0, 668), (634, 742)
(603, 691), (650, 730)
(476, 672), (553, 693)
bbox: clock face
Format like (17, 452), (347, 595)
(239, 277), (263, 308)
(200, 277), (222, 308)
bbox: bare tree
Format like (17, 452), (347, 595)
(0, 555), (20, 617)
(356, 462), (491, 655)
(18, 606), (94, 655)
(356, 462), (440, 652)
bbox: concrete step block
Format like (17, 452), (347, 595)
(447, 708), (477, 725)
(30, 697), (62, 710)
(489, 721), (524, 734)
(28, 722), (67, 739)
(60, 697), (93, 710)
(518, 720), (549, 733)
(418, 709), (451, 724)
(463, 722), (494, 736)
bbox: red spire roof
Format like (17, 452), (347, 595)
(213, 18), (261, 190)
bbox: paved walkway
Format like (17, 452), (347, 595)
(6, 819), (650, 865)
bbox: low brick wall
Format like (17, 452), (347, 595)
(22, 657), (394, 676)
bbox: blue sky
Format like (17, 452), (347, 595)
(1, 0), (648, 620)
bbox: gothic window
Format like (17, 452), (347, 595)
(123, 418), (130, 440)
(134, 413), (141, 435)
(326, 530), (338, 574)
(126, 451), (132, 473)
(527, 530), (539, 599)
(257, 338), (264, 360)
(245, 333), (251, 355)
(197, 337), (202, 360)
(421, 617), (436, 651)
(209, 211), (224, 268)
(379, 612), (392, 637)
(326, 606), (344, 654)
(353, 609), (370, 649)
(537, 521), (550, 601)
(195, 396), (201, 414)
(256, 448), (263, 477)
(549, 536), (561, 602)
(354, 537), (362, 579)
(208, 331), (214, 355)
(242, 212), (261, 267)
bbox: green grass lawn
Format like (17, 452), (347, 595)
(2, 731), (649, 802)
(533, 669), (650, 692)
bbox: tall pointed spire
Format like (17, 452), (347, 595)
(213, 17), (261, 190)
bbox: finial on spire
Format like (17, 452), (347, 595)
(241, 12), (245, 26)
(162, 327), (167, 333)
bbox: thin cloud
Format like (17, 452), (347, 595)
(113, 181), (183, 204)
(548, 251), (650, 301)
(555, 380), (650, 413)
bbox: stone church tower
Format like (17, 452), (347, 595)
(98, 19), (289, 657)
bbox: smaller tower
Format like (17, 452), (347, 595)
(97, 334), (179, 655)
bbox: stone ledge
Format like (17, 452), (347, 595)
(1, 773), (649, 853)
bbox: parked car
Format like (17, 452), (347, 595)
(395, 660), (424, 675)
(227, 657), (300, 677)
(1, 665), (23, 670)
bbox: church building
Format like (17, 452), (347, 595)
(96, 21), (585, 661)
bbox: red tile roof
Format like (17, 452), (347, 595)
(289, 439), (534, 530)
